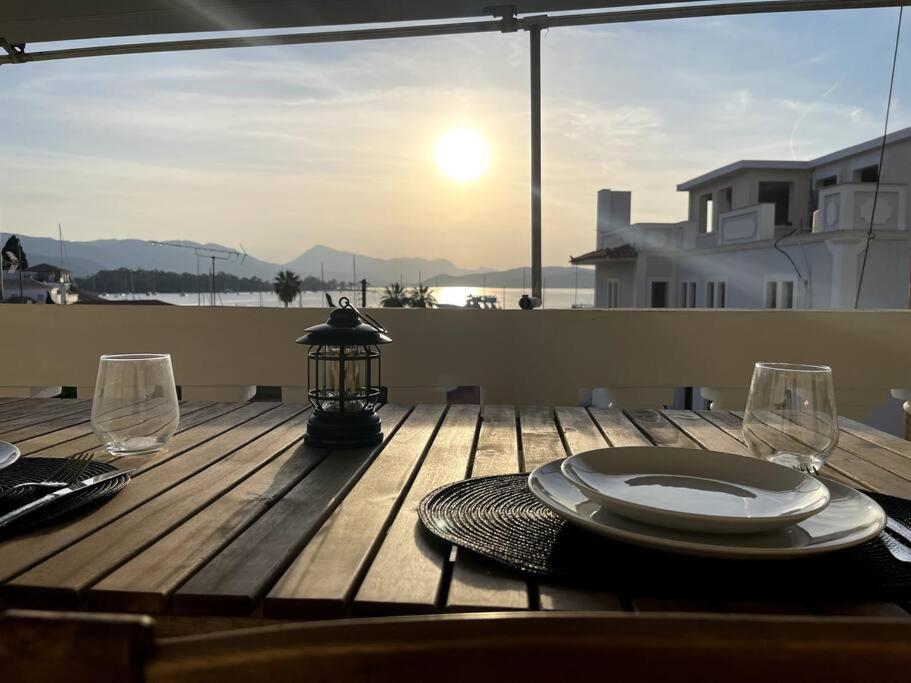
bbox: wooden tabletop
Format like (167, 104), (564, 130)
(0, 398), (910, 632)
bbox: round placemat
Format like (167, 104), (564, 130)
(0, 457), (131, 533)
(418, 474), (911, 597)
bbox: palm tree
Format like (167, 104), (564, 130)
(408, 285), (437, 308)
(273, 270), (302, 308)
(380, 282), (409, 307)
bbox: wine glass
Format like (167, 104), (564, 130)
(742, 362), (838, 474)
(91, 353), (180, 456)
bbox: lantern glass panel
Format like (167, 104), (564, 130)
(309, 344), (380, 412)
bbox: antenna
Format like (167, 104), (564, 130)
(148, 241), (244, 306)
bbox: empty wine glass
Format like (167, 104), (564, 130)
(742, 362), (838, 474)
(91, 353), (180, 456)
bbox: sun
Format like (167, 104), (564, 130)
(435, 127), (490, 182)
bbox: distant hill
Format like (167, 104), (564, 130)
(282, 244), (487, 284)
(6, 233), (590, 288)
(430, 266), (594, 289)
(12, 235), (277, 279)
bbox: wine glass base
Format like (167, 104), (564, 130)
(767, 452), (825, 475)
(104, 437), (168, 456)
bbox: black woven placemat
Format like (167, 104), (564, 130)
(0, 457), (130, 534)
(419, 474), (911, 599)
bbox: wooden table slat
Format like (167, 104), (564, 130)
(698, 409), (855, 486)
(518, 406), (563, 472)
(0, 399), (76, 424)
(445, 405), (529, 613)
(262, 405), (444, 619)
(730, 410), (911, 499)
(625, 409), (699, 449)
(16, 401), (215, 458)
(0, 402), (282, 584)
(0, 406), (94, 444)
(661, 410), (751, 456)
(174, 405), (415, 616)
(0, 400), (93, 440)
(839, 416), (911, 461)
(8, 405), (313, 603)
(353, 405), (479, 616)
(588, 407), (651, 447)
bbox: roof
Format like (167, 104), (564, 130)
(28, 263), (69, 273)
(2, 274), (56, 290)
(677, 125), (911, 191)
(570, 243), (638, 265)
(0, 1), (637, 45)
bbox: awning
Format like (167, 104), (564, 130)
(570, 244), (638, 265)
(0, 1), (685, 46)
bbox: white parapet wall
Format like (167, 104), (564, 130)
(1, 306), (910, 413)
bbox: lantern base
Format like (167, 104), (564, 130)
(304, 410), (383, 449)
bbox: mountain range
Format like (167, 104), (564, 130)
(7, 234), (594, 288)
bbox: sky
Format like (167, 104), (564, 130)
(0, 5), (908, 271)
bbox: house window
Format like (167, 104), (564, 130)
(706, 281), (726, 308)
(758, 181), (792, 226)
(855, 165), (880, 183)
(699, 193), (714, 233)
(817, 175), (838, 188)
(765, 280), (795, 309)
(606, 279), (619, 309)
(781, 281), (794, 309)
(719, 187), (733, 214)
(679, 281), (696, 308)
(650, 280), (669, 308)
(766, 281), (777, 309)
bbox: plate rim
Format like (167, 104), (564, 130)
(560, 446), (831, 531)
(0, 441), (21, 471)
(530, 460), (885, 559)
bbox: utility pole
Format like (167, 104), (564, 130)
(210, 255), (216, 306)
(529, 23), (543, 304)
(17, 243), (24, 299)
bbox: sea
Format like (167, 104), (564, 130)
(99, 286), (595, 309)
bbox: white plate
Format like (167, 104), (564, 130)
(561, 447), (830, 533)
(529, 461), (884, 559)
(0, 441), (20, 471)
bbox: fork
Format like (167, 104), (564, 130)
(0, 450), (95, 502)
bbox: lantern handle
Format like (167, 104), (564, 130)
(338, 296), (388, 334)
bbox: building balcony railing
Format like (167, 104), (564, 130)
(816, 183), (907, 233)
(3, 306), (911, 421)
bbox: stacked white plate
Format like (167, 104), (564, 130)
(528, 447), (885, 559)
(0, 442), (20, 471)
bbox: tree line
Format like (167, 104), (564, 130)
(75, 268), (353, 294)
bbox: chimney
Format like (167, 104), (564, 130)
(596, 189), (631, 247)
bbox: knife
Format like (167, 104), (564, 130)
(0, 468), (135, 530)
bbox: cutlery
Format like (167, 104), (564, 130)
(881, 530), (911, 563)
(0, 468), (134, 530)
(885, 516), (911, 547)
(0, 450), (95, 503)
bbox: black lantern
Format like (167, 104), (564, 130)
(297, 297), (391, 448)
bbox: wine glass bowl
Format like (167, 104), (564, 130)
(743, 362), (838, 474)
(91, 353), (180, 456)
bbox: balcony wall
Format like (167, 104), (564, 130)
(717, 203), (777, 244)
(816, 183), (907, 232)
(2, 306), (911, 416)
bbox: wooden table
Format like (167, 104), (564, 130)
(0, 398), (909, 635)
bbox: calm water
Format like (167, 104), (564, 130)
(100, 286), (595, 309)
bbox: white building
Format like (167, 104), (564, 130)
(572, 127), (911, 310)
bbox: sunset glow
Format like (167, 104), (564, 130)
(435, 128), (490, 183)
